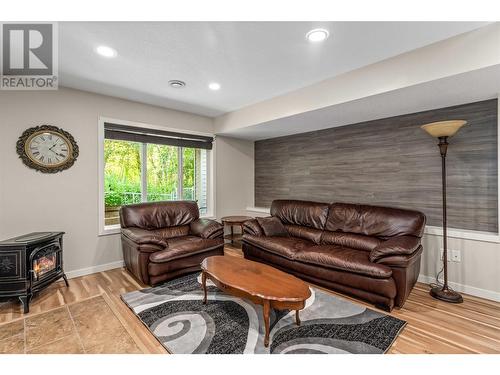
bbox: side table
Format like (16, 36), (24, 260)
(221, 216), (253, 245)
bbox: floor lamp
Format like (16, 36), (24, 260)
(421, 120), (467, 303)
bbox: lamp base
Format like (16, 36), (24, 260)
(430, 286), (463, 303)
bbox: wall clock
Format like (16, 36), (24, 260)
(16, 125), (79, 173)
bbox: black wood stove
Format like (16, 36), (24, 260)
(0, 232), (68, 313)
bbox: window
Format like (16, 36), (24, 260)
(101, 120), (213, 229)
(104, 140), (142, 225)
(146, 144), (178, 203)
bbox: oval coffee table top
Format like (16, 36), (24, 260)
(220, 216), (253, 224)
(201, 256), (311, 302)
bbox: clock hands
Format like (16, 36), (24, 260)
(48, 149), (66, 158)
(47, 143), (66, 158)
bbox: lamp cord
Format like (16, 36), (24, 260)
(429, 265), (444, 289)
(429, 263), (457, 292)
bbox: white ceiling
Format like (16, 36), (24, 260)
(59, 22), (489, 117)
(222, 65), (500, 140)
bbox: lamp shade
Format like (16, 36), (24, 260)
(420, 120), (467, 138)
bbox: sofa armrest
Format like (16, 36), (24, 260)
(243, 219), (264, 236)
(376, 245), (423, 267)
(190, 218), (224, 239)
(121, 227), (168, 248)
(370, 236), (421, 263)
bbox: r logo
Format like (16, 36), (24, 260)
(2, 23), (53, 76)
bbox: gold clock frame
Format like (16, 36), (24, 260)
(16, 125), (79, 173)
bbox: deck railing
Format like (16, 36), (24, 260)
(104, 188), (197, 225)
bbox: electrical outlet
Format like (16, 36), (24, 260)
(451, 249), (461, 262)
(440, 248), (461, 262)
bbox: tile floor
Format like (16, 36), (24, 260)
(0, 295), (141, 354)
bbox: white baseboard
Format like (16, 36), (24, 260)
(417, 274), (500, 302)
(65, 260), (125, 279)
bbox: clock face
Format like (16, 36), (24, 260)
(25, 131), (72, 167)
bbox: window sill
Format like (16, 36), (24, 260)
(200, 214), (216, 220)
(99, 224), (121, 237)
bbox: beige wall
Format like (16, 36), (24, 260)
(421, 234), (500, 299)
(0, 87), (214, 275)
(215, 135), (254, 221)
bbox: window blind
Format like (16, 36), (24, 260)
(104, 122), (214, 150)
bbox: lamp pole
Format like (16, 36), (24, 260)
(429, 136), (463, 303)
(439, 136), (449, 292)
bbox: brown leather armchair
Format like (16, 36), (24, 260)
(242, 200), (426, 311)
(120, 201), (224, 285)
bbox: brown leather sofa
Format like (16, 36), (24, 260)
(120, 201), (224, 285)
(242, 200), (426, 310)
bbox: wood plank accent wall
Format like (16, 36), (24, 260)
(255, 99), (498, 233)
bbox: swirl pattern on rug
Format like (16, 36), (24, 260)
(122, 273), (406, 354)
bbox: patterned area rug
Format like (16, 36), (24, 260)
(121, 273), (406, 354)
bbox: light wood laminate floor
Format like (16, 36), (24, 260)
(1, 243), (499, 354)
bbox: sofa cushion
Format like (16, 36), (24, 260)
(243, 219), (264, 236)
(295, 245), (392, 278)
(149, 236), (224, 263)
(325, 203), (426, 239)
(120, 201), (199, 230)
(271, 200), (330, 230)
(243, 235), (314, 260)
(257, 217), (288, 237)
(152, 225), (190, 239)
(285, 224), (323, 244)
(320, 231), (382, 252)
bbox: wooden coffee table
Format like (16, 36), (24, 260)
(200, 256), (311, 347)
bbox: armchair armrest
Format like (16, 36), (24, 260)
(121, 227), (168, 248)
(190, 218), (224, 239)
(243, 219), (264, 236)
(369, 235), (421, 263)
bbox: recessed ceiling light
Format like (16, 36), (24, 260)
(208, 82), (221, 91)
(95, 45), (117, 58)
(168, 80), (186, 88)
(306, 29), (329, 43)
